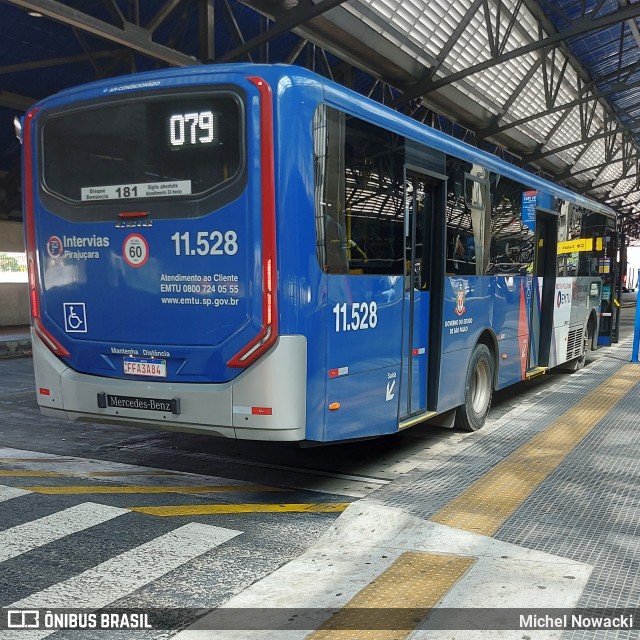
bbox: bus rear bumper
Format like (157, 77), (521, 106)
(32, 331), (307, 442)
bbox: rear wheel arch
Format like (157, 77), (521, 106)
(477, 329), (499, 389)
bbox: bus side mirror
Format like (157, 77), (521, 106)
(14, 116), (23, 144)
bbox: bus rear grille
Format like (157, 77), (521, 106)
(567, 327), (584, 360)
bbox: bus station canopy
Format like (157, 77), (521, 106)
(1, 0), (639, 238)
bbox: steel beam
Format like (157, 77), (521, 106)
(0, 90), (35, 110)
(577, 173), (639, 194)
(217, 0), (348, 63)
(522, 118), (640, 163)
(3, 0), (197, 66)
(606, 186), (640, 202)
(0, 51), (119, 75)
(199, 0), (215, 63)
(427, 0), (484, 82)
(146, 0), (184, 33)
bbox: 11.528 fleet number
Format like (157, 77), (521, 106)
(333, 302), (378, 332)
(171, 231), (238, 256)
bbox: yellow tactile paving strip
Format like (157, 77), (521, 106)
(3, 361), (636, 640)
(306, 552), (474, 640)
(302, 364), (640, 639)
(432, 363), (640, 536)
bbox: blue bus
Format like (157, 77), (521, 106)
(22, 64), (617, 442)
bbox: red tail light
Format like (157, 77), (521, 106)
(227, 77), (278, 368)
(23, 108), (70, 358)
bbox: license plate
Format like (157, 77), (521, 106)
(123, 357), (166, 378)
(97, 393), (180, 415)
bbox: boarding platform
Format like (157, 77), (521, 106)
(2, 310), (639, 638)
(176, 331), (640, 639)
(0, 325), (31, 358)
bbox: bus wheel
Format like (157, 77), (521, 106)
(455, 344), (494, 432)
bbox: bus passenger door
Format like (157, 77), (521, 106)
(528, 212), (557, 371)
(400, 172), (440, 422)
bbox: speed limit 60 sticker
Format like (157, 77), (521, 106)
(123, 234), (149, 267)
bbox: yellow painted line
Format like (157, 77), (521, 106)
(129, 502), (350, 516)
(432, 363), (640, 536)
(0, 470), (66, 477)
(25, 485), (288, 495)
(308, 552), (474, 639)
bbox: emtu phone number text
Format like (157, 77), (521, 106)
(160, 282), (239, 294)
(160, 273), (240, 305)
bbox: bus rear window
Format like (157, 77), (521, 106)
(41, 91), (243, 204)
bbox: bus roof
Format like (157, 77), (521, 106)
(34, 63), (616, 220)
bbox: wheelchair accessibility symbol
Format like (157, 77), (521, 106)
(63, 303), (87, 333)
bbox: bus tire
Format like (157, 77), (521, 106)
(454, 344), (494, 432)
(562, 353), (585, 373)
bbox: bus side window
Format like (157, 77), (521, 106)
(556, 204), (611, 278)
(445, 158), (476, 275)
(487, 174), (535, 275)
(313, 105), (404, 276)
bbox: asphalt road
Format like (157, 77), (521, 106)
(0, 300), (636, 635)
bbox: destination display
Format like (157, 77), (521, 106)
(168, 110), (221, 147)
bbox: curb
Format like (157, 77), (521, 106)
(0, 338), (32, 359)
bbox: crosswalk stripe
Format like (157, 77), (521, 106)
(0, 485), (32, 503)
(0, 502), (128, 563)
(5, 523), (242, 639)
(0, 458), (77, 463)
(130, 502), (350, 516)
(25, 485), (288, 495)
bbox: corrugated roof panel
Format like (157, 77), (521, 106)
(611, 176), (637, 197)
(598, 156), (625, 186)
(544, 106), (584, 153)
(622, 192), (640, 206)
(1, 0), (639, 224)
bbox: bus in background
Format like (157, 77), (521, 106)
(21, 64), (617, 442)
